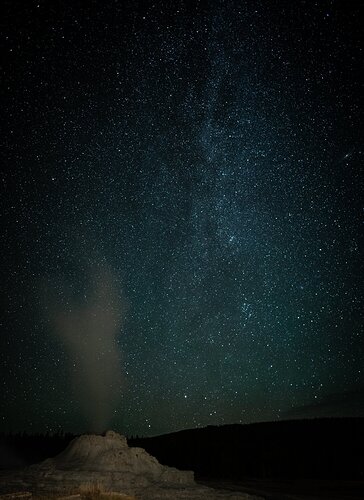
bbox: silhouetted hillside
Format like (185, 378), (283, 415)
(129, 418), (364, 481)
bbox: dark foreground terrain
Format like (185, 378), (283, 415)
(199, 479), (364, 500)
(129, 418), (364, 481)
(0, 418), (363, 499)
(130, 418), (364, 499)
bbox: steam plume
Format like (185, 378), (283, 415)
(50, 264), (123, 432)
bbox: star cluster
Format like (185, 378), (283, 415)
(1, 0), (363, 436)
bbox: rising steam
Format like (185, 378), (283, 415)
(46, 264), (123, 432)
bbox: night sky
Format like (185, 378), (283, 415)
(2, 0), (363, 437)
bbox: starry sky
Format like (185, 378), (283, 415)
(1, 0), (363, 437)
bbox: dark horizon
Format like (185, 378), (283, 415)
(1, 414), (364, 441)
(2, 0), (363, 438)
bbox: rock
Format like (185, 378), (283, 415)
(31, 431), (194, 484)
(26, 430), (193, 494)
(0, 431), (263, 499)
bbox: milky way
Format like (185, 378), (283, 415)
(2, 0), (363, 436)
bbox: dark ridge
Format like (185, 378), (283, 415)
(129, 417), (364, 481)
